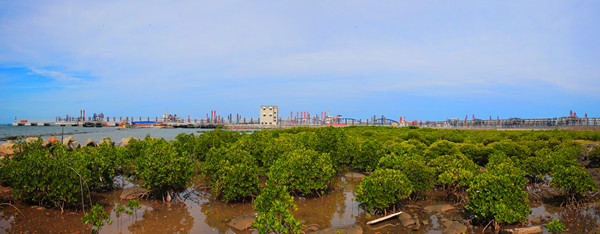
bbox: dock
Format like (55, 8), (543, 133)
(10, 114), (600, 130)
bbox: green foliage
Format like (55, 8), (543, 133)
(429, 154), (479, 187)
(82, 204), (112, 234)
(126, 199), (140, 217)
(136, 138), (194, 196)
(4, 139), (113, 209)
(214, 158), (260, 202)
(466, 163), (531, 224)
(173, 128), (243, 161)
(202, 146), (260, 202)
(552, 165), (597, 199)
(355, 169), (413, 212)
(352, 139), (385, 172)
(69, 146), (116, 190)
(590, 145), (600, 163)
(406, 131), (427, 144)
(488, 141), (531, 162)
(252, 180), (301, 234)
(377, 153), (434, 193)
(269, 149), (335, 195)
(549, 146), (580, 171)
(424, 140), (461, 161)
(522, 148), (553, 180)
(546, 219), (566, 233)
(230, 130), (274, 168)
(172, 133), (198, 157)
(459, 143), (492, 166)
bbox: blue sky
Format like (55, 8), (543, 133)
(1, 1), (599, 123)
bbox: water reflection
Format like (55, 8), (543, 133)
(200, 197), (254, 232)
(128, 204), (193, 233)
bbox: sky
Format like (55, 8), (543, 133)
(1, 1), (599, 123)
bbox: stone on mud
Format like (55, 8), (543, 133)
(120, 186), (148, 200)
(25, 137), (39, 143)
(444, 222), (467, 234)
(48, 136), (60, 144)
(227, 214), (255, 231)
(344, 172), (366, 180)
(99, 138), (114, 146)
(61, 136), (80, 150)
(0, 142), (16, 156)
(423, 204), (455, 213)
(314, 224), (363, 234)
(83, 138), (98, 147)
(120, 137), (138, 147)
(62, 136), (75, 145)
(398, 212), (416, 227)
(500, 226), (542, 234)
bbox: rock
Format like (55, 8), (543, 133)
(305, 224), (320, 232)
(99, 138), (114, 146)
(68, 140), (80, 150)
(41, 139), (50, 147)
(344, 172), (366, 180)
(120, 186), (148, 200)
(62, 136), (75, 145)
(48, 136), (60, 144)
(444, 222), (467, 234)
(439, 218), (453, 228)
(412, 214), (421, 230)
(314, 224), (363, 234)
(423, 204), (455, 213)
(530, 217), (542, 225)
(120, 137), (139, 147)
(227, 214), (256, 231)
(589, 228), (600, 234)
(83, 138), (98, 147)
(399, 212), (416, 227)
(0, 142), (16, 156)
(500, 226), (542, 234)
(541, 216), (551, 223)
(25, 137), (39, 143)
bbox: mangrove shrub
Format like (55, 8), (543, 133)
(252, 180), (301, 234)
(269, 149), (335, 195)
(136, 139), (194, 198)
(355, 169), (413, 212)
(466, 162), (531, 224)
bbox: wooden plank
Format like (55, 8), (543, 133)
(367, 211), (403, 225)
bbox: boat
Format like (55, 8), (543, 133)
(132, 121), (156, 127)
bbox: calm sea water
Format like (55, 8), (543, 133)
(0, 125), (217, 145)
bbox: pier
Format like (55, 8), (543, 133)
(10, 114), (600, 130)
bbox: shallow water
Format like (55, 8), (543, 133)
(2, 174), (599, 233)
(0, 125), (221, 145)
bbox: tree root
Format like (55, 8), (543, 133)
(0, 202), (25, 217)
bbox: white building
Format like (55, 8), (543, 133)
(260, 106), (278, 125)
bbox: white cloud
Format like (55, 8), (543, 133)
(27, 66), (81, 82)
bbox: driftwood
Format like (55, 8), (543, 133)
(367, 211), (403, 225)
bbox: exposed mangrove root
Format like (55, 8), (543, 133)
(0, 203), (25, 217)
(68, 166), (93, 213)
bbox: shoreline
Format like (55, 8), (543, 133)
(0, 130), (93, 141)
